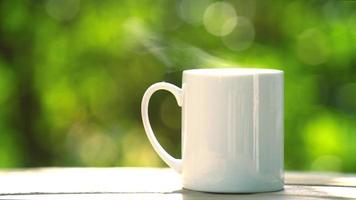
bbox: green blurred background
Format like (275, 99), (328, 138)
(0, 0), (355, 172)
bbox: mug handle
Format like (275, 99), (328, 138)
(141, 82), (183, 173)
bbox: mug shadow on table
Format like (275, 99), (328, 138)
(171, 186), (356, 200)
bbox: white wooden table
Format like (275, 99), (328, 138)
(0, 168), (355, 199)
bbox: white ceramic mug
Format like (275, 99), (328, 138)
(141, 68), (284, 193)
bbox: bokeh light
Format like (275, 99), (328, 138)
(311, 155), (342, 171)
(296, 28), (330, 66)
(177, 0), (211, 25)
(46, 0), (80, 22)
(203, 2), (237, 36)
(347, 12), (356, 40)
(304, 114), (345, 157)
(222, 16), (255, 51)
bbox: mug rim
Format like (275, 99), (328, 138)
(183, 68), (283, 77)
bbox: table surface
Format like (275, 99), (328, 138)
(0, 168), (355, 199)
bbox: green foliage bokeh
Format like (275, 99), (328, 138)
(0, 0), (355, 172)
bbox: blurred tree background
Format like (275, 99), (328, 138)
(0, 0), (355, 172)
